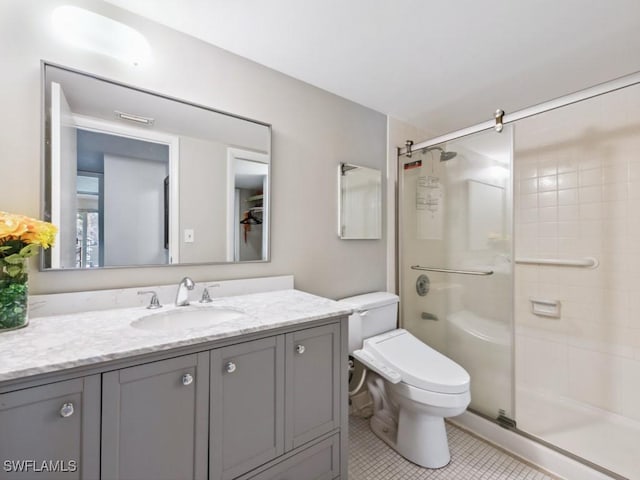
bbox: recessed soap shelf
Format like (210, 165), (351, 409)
(530, 298), (561, 318)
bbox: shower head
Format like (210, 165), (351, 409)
(422, 146), (457, 162)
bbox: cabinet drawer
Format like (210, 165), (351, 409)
(244, 434), (340, 480)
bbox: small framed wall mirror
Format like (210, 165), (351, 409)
(338, 163), (382, 239)
(41, 63), (271, 270)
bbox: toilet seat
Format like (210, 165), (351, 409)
(361, 329), (470, 394)
(389, 380), (471, 409)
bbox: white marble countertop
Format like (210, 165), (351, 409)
(0, 289), (352, 383)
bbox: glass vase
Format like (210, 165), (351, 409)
(0, 263), (29, 332)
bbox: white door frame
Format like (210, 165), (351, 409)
(50, 82), (77, 269)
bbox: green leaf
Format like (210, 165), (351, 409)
(6, 265), (23, 277)
(19, 244), (40, 257)
(0, 246), (12, 252)
(3, 254), (25, 265)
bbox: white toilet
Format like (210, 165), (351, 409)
(340, 292), (470, 469)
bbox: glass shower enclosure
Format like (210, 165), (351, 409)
(399, 127), (514, 422)
(398, 76), (640, 479)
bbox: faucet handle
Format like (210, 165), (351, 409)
(200, 284), (220, 303)
(138, 290), (162, 309)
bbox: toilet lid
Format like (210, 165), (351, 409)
(362, 329), (470, 394)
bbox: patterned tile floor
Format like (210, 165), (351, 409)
(349, 416), (556, 479)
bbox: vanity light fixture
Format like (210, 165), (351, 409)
(115, 110), (155, 126)
(51, 5), (152, 66)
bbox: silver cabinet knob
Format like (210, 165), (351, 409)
(59, 402), (74, 418)
(225, 362), (236, 374)
(181, 373), (194, 386)
(295, 344), (306, 355)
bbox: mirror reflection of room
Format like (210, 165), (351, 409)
(44, 64), (271, 269)
(233, 156), (268, 262)
(74, 131), (170, 268)
(339, 163), (382, 239)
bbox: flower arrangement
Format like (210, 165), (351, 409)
(0, 211), (57, 331)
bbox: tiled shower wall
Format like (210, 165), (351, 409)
(514, 84), (640, 422)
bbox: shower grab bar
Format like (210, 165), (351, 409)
(410, 265), (494, 276)
(515, 257), (599, 268)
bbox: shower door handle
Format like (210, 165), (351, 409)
(410, 265), (493, 276)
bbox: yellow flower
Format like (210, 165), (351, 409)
(0, 211), (57, 249)
(0, 212), (28, 240)
(24, 220), (57, 248)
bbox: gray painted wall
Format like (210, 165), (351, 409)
(0, 0), (387, 299)
(178, 136), (228, 264)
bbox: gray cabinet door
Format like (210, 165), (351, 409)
(0, 375), (100, 480)
(285, 323), (341, 450)
(101, 352), (209, 480)
(210, 336), (285, 480)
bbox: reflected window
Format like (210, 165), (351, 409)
(76, 174), (102, 268)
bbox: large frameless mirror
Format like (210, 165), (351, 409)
(42, 63), (270, 270)
(338, 163), (382, 239)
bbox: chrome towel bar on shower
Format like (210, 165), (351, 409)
(410, 265), (494, 276)
(514, 257), (599, 268)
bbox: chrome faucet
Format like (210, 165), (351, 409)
(175, 277), (195, 306)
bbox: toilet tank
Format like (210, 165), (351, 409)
(339, 292), (399, 353)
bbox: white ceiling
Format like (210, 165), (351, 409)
(105, 0), (640, 138)
(47, 65), (270, 151)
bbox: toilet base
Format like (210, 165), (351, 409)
(396, 408), (451, 468)
(369, 408), (451, 469)
(367, 373), (453, 469)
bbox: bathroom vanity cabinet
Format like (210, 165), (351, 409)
(0, 317), (346, 480)
(211, 323), (341, 480)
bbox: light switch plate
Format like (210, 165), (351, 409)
(184, 229), (195, 243)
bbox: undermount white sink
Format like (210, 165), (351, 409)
(131, 306), (247, 331)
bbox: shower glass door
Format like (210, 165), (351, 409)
(400, 127), (514, 420)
